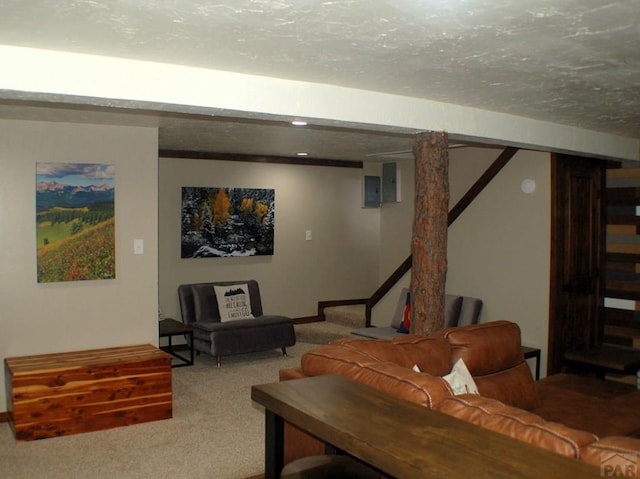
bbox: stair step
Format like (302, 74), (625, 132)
(605, 325), (640, 348)
(324, 304), (367, 328)
(294, 322), (353, 345)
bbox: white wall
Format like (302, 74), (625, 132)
(447, 148), (551, 374)
(0, 120), (159, 409)
(371, 159), (415, 326)
(158, 157), (380, 320)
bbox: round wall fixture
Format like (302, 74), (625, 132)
(520, 178), (536, 194)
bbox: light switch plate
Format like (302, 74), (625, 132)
(134, 239), (144, 255)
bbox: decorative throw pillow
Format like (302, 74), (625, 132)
(213, 284), (255, 321)
(390, 288), (410, 329)
(443, 358), (479, 395)
(397, 291), (411, 334)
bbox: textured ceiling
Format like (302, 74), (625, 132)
(0, 0), (637, 159)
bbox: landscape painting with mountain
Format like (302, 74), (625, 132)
(36, 162), (115, 283)
(181, 186), (275, 258)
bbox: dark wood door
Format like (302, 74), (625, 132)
(548, 154), (605, 375)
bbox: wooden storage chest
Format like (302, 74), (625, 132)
(4, 344), (172, 441)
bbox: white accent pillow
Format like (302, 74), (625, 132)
(214, 284), (255, 321)
(443, 358), (479, 395)
(412, 364), (421, 373)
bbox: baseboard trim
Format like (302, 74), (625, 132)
(293, 316), (320, 324)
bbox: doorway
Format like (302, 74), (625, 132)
(548, 154), (606, 375)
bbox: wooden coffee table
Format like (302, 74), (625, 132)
(252, 375), (600, 479)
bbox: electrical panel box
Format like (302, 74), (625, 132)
(364, 175), (381, 208)
(382, 162), (398, 203)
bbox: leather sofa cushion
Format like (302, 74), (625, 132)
(301, 344), (381, 375)
(436, 320), (536, 410)
(359, 362), (454, 409)
(580, 436), (640, 476)
(436, 395), (598, 459)
(533, 373), (640, 438)
(473, 362), (538, 411)
(301, 346), (452, 408)
(331, 335), (452, 376)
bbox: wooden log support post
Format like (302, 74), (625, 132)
(411, 131), (449, 334)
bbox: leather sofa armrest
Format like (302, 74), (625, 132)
(331, 335), (452, 376)
(354, 361), (453, 409)
(436, 395), (598, 459)
(581, 436), (640, 475)
(301, 346), (452, 409)
(473, 362), (538, 411)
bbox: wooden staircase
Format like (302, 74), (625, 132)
(604, 325), (640, 348)
(295, 304), (366, 344)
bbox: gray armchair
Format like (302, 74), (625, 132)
(178, 280), (296, 366)
(351, 288), (483, 339)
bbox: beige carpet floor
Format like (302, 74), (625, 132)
(0, 342), (317, 479)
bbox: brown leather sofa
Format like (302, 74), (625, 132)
(279, 320), (640, 473)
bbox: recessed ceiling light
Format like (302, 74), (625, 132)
(291, 120), (307, 126)
(296, 152), (309, 156)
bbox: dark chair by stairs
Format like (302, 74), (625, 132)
(351, 288), (483, 340)
(178, 280), (296, 366)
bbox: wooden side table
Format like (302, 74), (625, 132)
(252, 375), (600, 479)
(159, 318), (194, 367)
(522, 346), (541, 380)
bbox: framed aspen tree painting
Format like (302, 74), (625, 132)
(181, 186), (275, 258)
